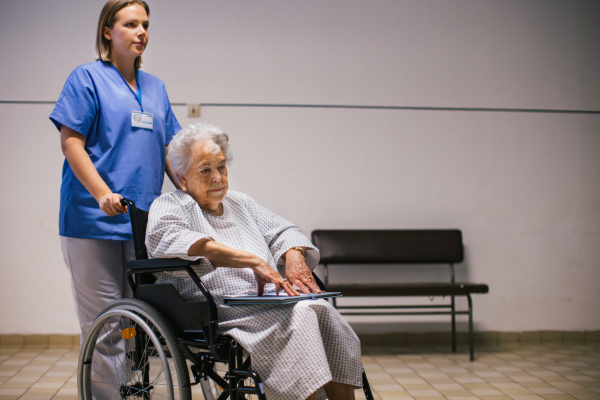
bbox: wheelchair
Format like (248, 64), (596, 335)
(77, 198), (375, 400)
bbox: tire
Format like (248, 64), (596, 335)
(78, 299), (192, 400)
(200, 350), (261, 400)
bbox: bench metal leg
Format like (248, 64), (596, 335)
(451, 295), (456, 352)
(467, 294), (474, 361)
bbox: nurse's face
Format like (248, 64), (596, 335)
(103, 4), (149, 62)
(180, 141), (229, 215)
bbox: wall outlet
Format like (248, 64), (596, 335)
(188, 104), (201, 118)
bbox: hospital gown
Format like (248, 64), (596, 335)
(145, 190), (362, 400)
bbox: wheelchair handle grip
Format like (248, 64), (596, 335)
(121, 198), (134, 208)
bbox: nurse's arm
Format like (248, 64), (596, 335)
(165, 145), (182, 190)
(60, 126), (126, 217)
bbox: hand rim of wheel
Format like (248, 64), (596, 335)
(78, 308), (174, 400)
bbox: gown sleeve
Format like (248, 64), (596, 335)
(146, 194), (213, 261)
(245, 195), (320, 272)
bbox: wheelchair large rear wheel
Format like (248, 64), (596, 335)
(78, 299), (191, 400)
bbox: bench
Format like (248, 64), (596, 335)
(311, 229), (489, 360)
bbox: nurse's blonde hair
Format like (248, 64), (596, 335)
(168, 123), (234, 187)
(96, 0), (150, 70)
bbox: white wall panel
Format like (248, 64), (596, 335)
(0, 0), (599, 334)
(1, 1), (599, 108)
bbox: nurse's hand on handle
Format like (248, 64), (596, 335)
(99, 193), (127, 216)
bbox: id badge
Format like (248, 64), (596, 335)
(131, 111), (153, 130)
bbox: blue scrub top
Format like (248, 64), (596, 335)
(50, 60), (181, 240)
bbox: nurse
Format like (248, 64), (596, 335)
(49, 0), (180, 348)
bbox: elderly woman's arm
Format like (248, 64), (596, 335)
(188, 238), (300, 297)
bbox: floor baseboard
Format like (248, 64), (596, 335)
(1, 331), (598, 349)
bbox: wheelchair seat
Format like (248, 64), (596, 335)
(76, 198), (374, 400)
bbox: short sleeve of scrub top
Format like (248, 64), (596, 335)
(50, 60), (181, 240)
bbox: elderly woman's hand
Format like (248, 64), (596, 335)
(284, 249), (323, 294)
(251, 257), (300, 297)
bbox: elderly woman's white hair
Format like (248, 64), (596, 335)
(168, 122), (233, 186)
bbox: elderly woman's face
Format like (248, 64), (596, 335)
(180, 141), (228, 214)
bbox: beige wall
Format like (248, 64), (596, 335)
(0, 0), (599, 334)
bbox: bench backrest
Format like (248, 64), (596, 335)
(311, 229), (464, 264)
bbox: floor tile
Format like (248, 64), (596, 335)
(501, 388), (537, 395)
(493, 383), (525, 389)
(402, 384), (435, 391)
(539, 395), (578, 400)
(0, 389), (27, 396)
(376, 391), (413, 398)
(20, 389), (57, 397)
(445, 396), (479, 400)
(374, 385), (405, 391)
(407, 390), (443, 397)
(531, 388), (566, 395)
(432, 384), (465, 390)
(17, 396), (53, 400)
(438, 389), (473, 397)
(397, 379), (429, 385)
(471, 389), (506, 396)
(509, 395), (545, 400)
(54, 389), (77, 395)
(570, 396), (600, 400)
(0, 384), (32, 390)
(4, 378), (37, 384)
(462, 383), (495, 390)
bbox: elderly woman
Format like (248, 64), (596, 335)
(146, 123), (362, 400)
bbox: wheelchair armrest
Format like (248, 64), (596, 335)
(125, 258), (199, 272)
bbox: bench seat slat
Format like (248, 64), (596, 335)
(327, 283), (489, 297)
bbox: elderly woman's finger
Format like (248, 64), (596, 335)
(303, 277), (323, 293)
(282, 281), (300, 297)
(291, 277), (311, 294)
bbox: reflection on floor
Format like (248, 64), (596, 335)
(0, 344), (598, 400)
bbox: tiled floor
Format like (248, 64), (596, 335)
(0, 344), (598, 400)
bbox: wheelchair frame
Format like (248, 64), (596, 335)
(77, 198), (375, 400)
